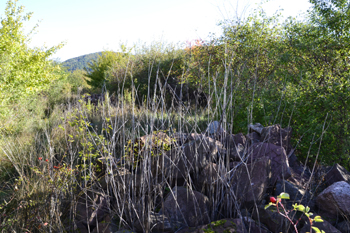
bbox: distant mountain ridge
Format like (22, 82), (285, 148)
(62, 52), (102, 72)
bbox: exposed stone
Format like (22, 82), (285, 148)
(155, 136), (223, 179)
(274, 179), (315, 210)
(176, 218), (247, 233)
(316, 181), (350, 220)
(231, 157), (271, 208)
(248, 142), (291, 185)
(336, 221), (350, 233)
(133, 211), (173, 233)
(124, 131), (173, 170)
(227, 143), (244, 162)
(324, 163), (350, 187)
(159, 186), (210, 230)
(300, 219), (341, 233)
(195, 162), (226, 194)
(243, 217), (270, 233)
(260, 124), (292, 154)
(249, 123), (264, 134)
(207, 121), (227, 141)
(246, 132), (261, 146)
(225, 133), (246, 147)
(252, 205), (291, 233)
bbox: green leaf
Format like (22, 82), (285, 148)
(278, 192), (290, 199)
(313, 216), (324, 223)
(312, 226), (321, 233)
(297, 205), (306, 212)
(305, 206), (310, 213)
(264, 203), (272, 209)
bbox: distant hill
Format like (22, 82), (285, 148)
(61, 52), (102, 72)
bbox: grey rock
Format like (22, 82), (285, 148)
(231, 157), (271, 208)
(248, 142), (291, 185)
(252, 204), (290, 233)
(316, 181), (350, 220)
(274, 179), (315, 210)
(300, 219), (341, 233)
(260, 124), (292, 154)
(249, 123), (264, 134)
(336, 221), (350, 233)
(159, 186), (210, 229)
(324, 163), (350, 187)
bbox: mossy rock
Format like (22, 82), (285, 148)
(124, 131), (174, 169)
(178, 218), (245, 233)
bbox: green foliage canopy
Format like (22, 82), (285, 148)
(84, 47), (131, 90)
(0, 0), (64, 108)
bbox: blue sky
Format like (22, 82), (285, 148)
(0, 0), (312, 61)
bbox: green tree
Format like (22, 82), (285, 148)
(84, 47), (131, 90)
(0, 0), (64, 108)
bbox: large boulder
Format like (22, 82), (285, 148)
(132, 211), (173, 233)
(171, 133), (202, 147)
(225, 133), (246, 161)
(207, 121), (227, 141)
(231, 157), (272, 208)
(252, 204), (291, 233)
(249, 123), (264, 134)
(274, 179), (315, 210)
(324, 163), (350, 187)
(260, 124), (293, 154)
(248, 142), (291, 185)
(246, 132), (261, 146)
(195, 162), (225, 194)
(243, 217), (270, 233)
(300, 219), (341, 233)
(159, 186), (210, 230)
(336, 221), (350, 233)
(124, 131), (173, 170)
(154, 136), (223, 179)
(316, 181), (350, 220)
(225, 133), (246, 147)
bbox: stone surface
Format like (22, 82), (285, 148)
(231, 157), (271, 208)
(316, 181), (350, 219)
(248, 142), (291, 185)
(260, 124), (292, 154)
(300, 219), (341, 233)
(336, 221), (350, 233)
(157, 136), (223, 179)
(227, 143), (244, 162)
(207, 121), (227, 141)
(246, 132), (261, 146)
(133, 211), (173, 233)
(176, 218), (247, 233)
(249, 123), (264, 134)
(195, 162), (225, 194)
(225, 133), (246, 147)
(124, 131), (172, 170)
(243, 217), (270, 233)
(159, 186), (210, 230)
(252, 205), (291, 233)
(324, 163), (350, 187)
(274, 179), (315, 210)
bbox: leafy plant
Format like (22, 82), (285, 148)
(265, 192), (325, 233)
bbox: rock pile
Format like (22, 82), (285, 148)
(69, 122), (350, 233)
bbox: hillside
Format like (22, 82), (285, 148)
(61, 52), (102, 72)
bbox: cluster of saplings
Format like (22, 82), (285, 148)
(0, 0), (350, 231)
